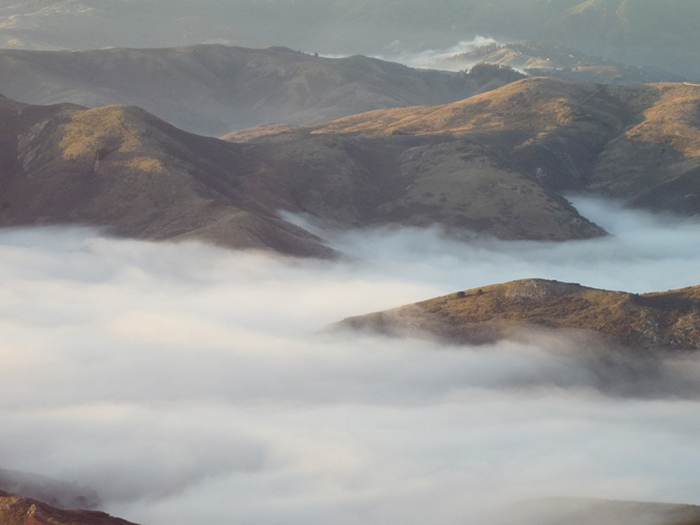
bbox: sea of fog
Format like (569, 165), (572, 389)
(373, 36), (500, 71)
(1, 196), (699, 525)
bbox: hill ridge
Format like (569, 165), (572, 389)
(337, 279), (700, 350)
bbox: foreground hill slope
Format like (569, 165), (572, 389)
(338, 279), (700, 350)
(0, 45), (521, 136)
(0, 91), (606, 251)
(0, 491), (137, 525)
(302, 77), (700, 215)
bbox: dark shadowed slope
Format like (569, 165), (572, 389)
(229, 130), (604, 241)
(0, 491), (137, 525)
(0, 44), (522, 136)
(338, 279), (700, 351)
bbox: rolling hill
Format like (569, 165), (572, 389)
(0, 90), (606, 253)
(0, 1), (698, 79)
(0, 93), (335, 257)
(299, 77), (700, 215)
(337, 279), (700, 351)
(3, 76), (699, 254)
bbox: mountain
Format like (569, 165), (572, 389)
(0, 93), (335, 257)
(443, 41), (683, 84)
(3, 75), (699, 255)
(0, 1), (698, 79)
(0, 490), (137, 525)
(222, 129), (604, 242)
(337, 279), (700, 350)
(301, 77), (700, 215)
(0, 90), (606, 253)
(0, 44), (522, 136)
(3, 76), (698, 254)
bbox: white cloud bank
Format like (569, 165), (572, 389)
(0, 197), (699, 525)
(376, 36), (500, 71)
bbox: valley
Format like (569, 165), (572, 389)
(1, 4), (699, 525)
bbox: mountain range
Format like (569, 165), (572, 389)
(2, 3), (700, 524)
(2, 75), (699, 255)
(0, 1), (698, 79)
(0, 44), (522, 136)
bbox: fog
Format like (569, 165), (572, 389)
(374, 36), (500, 71)
(1, 197), (700, 524)
(2, 1), (700, 79)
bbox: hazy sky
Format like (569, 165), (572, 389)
(1, 197), (699, 524)
(1, 0), (699, 78)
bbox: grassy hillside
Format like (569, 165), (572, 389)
(301, 77), (700, 215)
(338, 279), (700, 350)
(3, 76), (698, 254)
(0, 94), (335, 256)
(0, 90), (606, 254)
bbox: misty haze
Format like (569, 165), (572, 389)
(2, 199), (700, 524)
(0, 2), (699, 525)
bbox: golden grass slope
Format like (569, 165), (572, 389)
(0, 90), (605, 251)
(339, 279), (700, 351)
(299, 77), (700, 214)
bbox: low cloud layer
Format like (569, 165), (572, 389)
(1, 197), (699, 525)
(375, 36), (500, 70)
